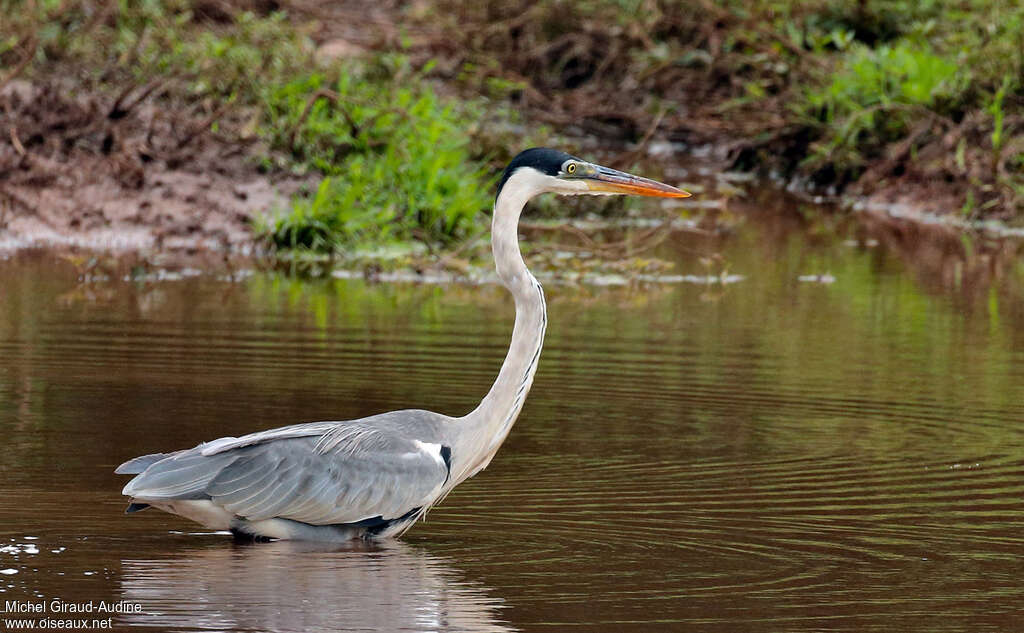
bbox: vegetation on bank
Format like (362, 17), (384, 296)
(0, 1), (503, 255)
(3, 0), (1024, 263)
(412, 0), (1024, 220)
(258, 59), (496, 251)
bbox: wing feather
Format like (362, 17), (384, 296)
(207, 458), (274, 499)
(122, 414), (451, 528)
(245, 469), (306, 520)
(199, 421), (340, 456)
(208, 437), (446, 525)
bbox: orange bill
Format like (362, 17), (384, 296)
(584, 165), (691, 198)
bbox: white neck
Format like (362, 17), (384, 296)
(450, 169), (552, 483)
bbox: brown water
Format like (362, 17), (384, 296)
(2, 203), (1024, 632)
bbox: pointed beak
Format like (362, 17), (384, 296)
(584, 165), (691, 198)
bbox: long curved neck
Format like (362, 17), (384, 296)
(452, 175), (547, 483)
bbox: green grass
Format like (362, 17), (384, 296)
(258, 58), (496, 253)
(2, 1), (311, 99)
(801, 40), (967, 179)
(808, 42), (963, 118)
(112, 7), (312, 101)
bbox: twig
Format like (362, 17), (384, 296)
(997, 135), (1024, 181)
(287, 88), (362, 148)
(520, 220), (680, 259)
(0, 185), (41, 218)
(614, 105), (668, 167)
(175, 99), (235, 149)
(496, 70), (551, 106)
(2, 92), (26, 156)
(0, 34), (38, 94)
(78, 0), (111, 36)
(482, 4), (547, 37)
(109, 78), (169, 119)
(432, 226), (491, 270)
(847, 102), (955, 132)
(9, 124), (25, 156)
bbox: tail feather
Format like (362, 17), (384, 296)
(116, 452), (175, 475)
(121, 452), (240, 500)
(125, 503), (151, 513)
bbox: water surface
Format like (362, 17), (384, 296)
(1, 202), (1024, 632)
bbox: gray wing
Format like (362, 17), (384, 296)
(121, 420), (451, 526)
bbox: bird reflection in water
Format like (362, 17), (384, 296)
(119, 539), (515, 633)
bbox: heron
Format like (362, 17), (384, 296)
(117, 148), (690, 542)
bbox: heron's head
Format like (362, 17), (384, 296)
(496, 148), (690, 202)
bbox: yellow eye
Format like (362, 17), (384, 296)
(567, 163), (577, 174)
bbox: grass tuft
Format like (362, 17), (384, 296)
(258, 57), (495, 253)
(801, 41), (967, 180)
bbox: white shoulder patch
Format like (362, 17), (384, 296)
(413, 440), (445, 465)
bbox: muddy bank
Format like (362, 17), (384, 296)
(1, 0), (1022, 271)
(0, 78), (313, 256)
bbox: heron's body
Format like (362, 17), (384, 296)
(120, 410), (455, 540)
(118, 148), (688, 541)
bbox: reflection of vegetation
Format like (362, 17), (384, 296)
(3, 207), (1024, 483)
